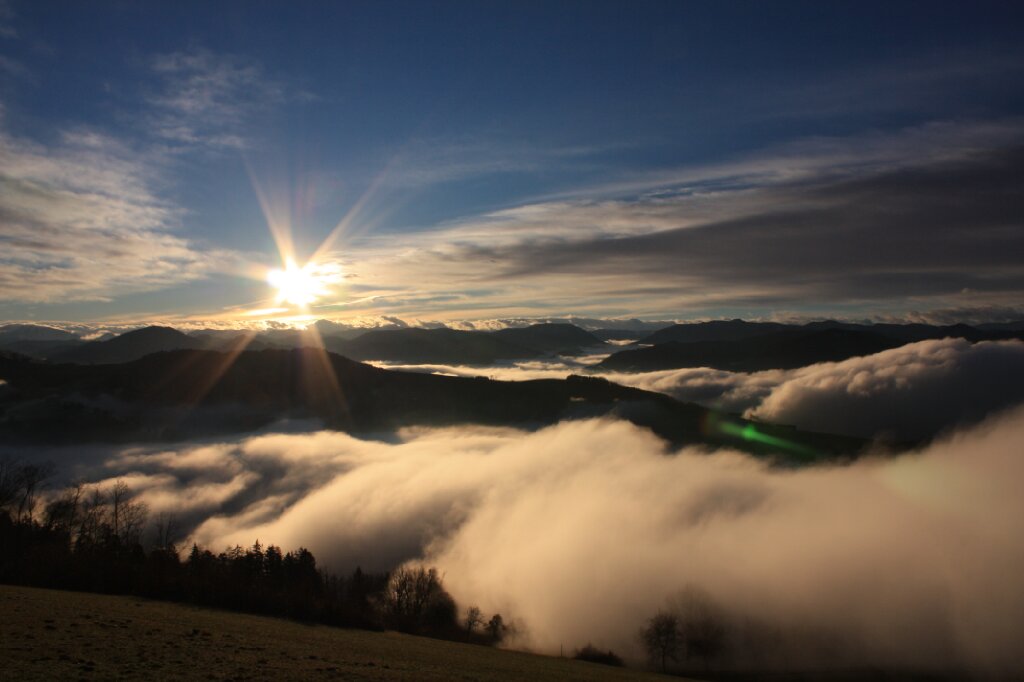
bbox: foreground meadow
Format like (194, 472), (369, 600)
(0, 584), (673, 681)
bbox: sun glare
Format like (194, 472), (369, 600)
(267, 260), (326, 307)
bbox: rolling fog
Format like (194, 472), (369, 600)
(378, 337), (1024, 440)
(49, 402), (1024, 675)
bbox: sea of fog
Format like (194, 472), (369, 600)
(374, 337), (1024, 441)
(8, 337), (1024, 676)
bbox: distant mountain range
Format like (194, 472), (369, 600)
(490, 323), (603, 354)
(1, 318), (1022, 372)
(0, 347), (863, 461)
(39, 326), (280, 365)
(0, 322), (607, 366)
(0, 324), (83, 359)
(0, 324), (77, 343)
(326, 328), (539, 364)
(4, 317), (1018, 456)
(634, 319), (1024, 345)
(50, 326), (204, 364)
(598, 328), (902, 372)
(597, 319), (1024, 372)
(639, 320), (790, 344)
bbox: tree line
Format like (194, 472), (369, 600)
(5, 458), (741, 672)
(0, 459), (507, 646)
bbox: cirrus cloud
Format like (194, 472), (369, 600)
(324, 120), (1024, 321)
(0, 126), (236, 303)
(147, 47), (293, 150)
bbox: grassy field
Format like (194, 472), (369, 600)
(0, 584), (676, 681)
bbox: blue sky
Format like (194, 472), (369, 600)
(1, 1), (1023, 328)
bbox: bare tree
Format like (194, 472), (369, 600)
(0, 458), (22, 512)
(109, 480), (148, 546)
(673, 587), (727, 666)
(76, 485), (108, 548)
(464, 605), (483, 633)
(44, 481), (85, 535)
(14, 462), (54, 523)
(382, 566), (440, 628)
(119, 497), (148, 546)
(381, 566), (457, 633)
(640, 611), (681, 673)
(153, 512), (178, 552)
(110, 480), (128, 539)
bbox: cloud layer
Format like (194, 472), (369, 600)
(749, 338), (1024, 440)
(321, 120), (1024, 321)
(376, 338), (1024, 441)
(0, 127), (234, 303)
(3, 113), (1022, 321)
(49, 407), (1024, 675)
(0, 45), (291, 309)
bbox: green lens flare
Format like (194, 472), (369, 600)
(715, 419), (818, 460)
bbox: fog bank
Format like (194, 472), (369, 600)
(748, 338), (1024, 440)
(378, 337), (1024, 439)
(58, 407), (1024, 675)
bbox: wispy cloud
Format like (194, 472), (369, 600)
(754, 49), (1024, 125)
(0, 0), (16, 39)
(881, 305), (1024, 326)
(0, 126), (235, 303)
(0, 54), (29, 81)
(380, 134), (624, 189)
(147, 47), (291, 149)
(0, 46), (300, 307)
(315, 119), (1024, 320)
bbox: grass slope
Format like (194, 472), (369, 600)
(0, 585), (676, 681)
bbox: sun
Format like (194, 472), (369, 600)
(267, 260), (327, 307)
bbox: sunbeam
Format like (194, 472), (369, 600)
(244, 158), (298, 268)
(310, 164), (393, 266)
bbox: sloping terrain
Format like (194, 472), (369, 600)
(490, 323), (606, 354)
(0, 324), (87, 360)
(50, 326), (205, 364)
(0, 348), (864, 459)
(640, 320), (790, 344)
(327, 328), (539, 364)
(0, 584), (671, 681)
(0, 324), (78, 344)
(0, 338), (86, 359)
(47, 327), (285, 364)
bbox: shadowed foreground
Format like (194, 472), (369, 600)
(0, 585), (676, 681)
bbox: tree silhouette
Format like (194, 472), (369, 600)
(673, 587), (727, 666)
(486, 613), (507, 643)
(153, 512), (178, 552)
(640, 611), (680, 673)
(464, 605), (483, 633)
(573, 643), (623, 667)
(381, 566), (457, 634)
(0, 474), (483, 649)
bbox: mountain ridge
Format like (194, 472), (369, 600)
(0, 347), (865, 460)
(602, 322), (1024, 372)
